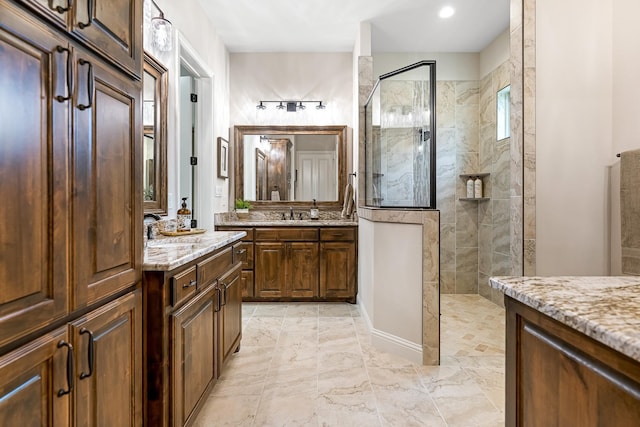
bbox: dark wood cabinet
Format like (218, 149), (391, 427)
(0, 0), (71, 349)
(217, 225), (357, 302)
(71, 0), (142, 76)
(144, 243), (242, 427)
(72, 45), (141, 310)
(0, 327), (70, 426)
(320, 228), (357, 302)
(255, 242), (287, 298)
(506, 297), (640, 427)
(171, 285), (217, 427)
(0, 291), (142, 427)
(0, 1), (142, 425)
(218, 264), (243, 370)
(255, 242), (319, 298)
(17, 0), (142, 77)
(71, 290), (142, 427)
(320, 242), (356, 301)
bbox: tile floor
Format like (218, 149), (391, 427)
(193, 294), (505, 427)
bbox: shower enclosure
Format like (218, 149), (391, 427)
(364, 61), (436, 209)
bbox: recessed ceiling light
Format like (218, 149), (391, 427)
(439, 6), (455, 18)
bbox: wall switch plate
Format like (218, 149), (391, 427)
(215, 185), (223, 197)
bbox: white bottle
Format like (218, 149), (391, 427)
(466, 177), (474, 198)
(474, 177), (483, 198)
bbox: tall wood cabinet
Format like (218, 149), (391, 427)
(0, 0), (142, 425)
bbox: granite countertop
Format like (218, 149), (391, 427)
(490, 276), (640, 362)
(216, 219), (358, 227)
(143, 230), (246, 271)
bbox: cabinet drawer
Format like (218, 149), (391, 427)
(197, 247), (233, 288)
(320, 227), (356, 241)
(255, 228), (319, 241)
(171, 266), (197, 307)
(233, 242), (254, 269)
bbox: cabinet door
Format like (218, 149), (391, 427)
(15, 0), (69, 29)
(218, 264), (242, 370)
(72, 47), (141, 309)
(0, 327), (69, 427)
(171, 285), (217, 427)
(320, 242), (356, 299)
(254, 243), (287, 298)
(71, 0), (142, 77)
(288, 243), (319, 298)
(0, 3), (70, 347)
(241, 270), (254, 298)
(71, 290), (142, 427)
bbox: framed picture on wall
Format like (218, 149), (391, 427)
(217, 137), (229, 179)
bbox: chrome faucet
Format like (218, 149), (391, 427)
(289, 207), (294, 220)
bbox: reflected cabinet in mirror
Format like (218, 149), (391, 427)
(234, 125), (347, 209)
(143, 53), (168, 214)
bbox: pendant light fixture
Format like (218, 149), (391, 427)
(149, 0), (172, 52)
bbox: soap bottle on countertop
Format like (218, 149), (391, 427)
(177, 197), (191, 231)
(310, 199), (319, 220)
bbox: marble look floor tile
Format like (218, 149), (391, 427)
(253, 303), (289, 317)
(374, 388), (447, 427)
(191, 394), (260, 427)
(367, 366), (423, 392)
(194, 296), (507, 426)
(318, 303), (354, 317)
(433, 395), (504, 427)
(286, 303), (320, 317)
(318, 350), (364, 371)
(316, 392), (381, 427)
(254, 393), (318, 427)
(317, 366), (371, 395)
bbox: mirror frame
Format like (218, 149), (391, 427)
(234, 125), (348, 210)
(143, 53), (168, 215)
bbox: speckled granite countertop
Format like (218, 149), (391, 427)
(490, 276), (640, 362)
(216, 219), (358, 227)
(143, 231), (246, 271)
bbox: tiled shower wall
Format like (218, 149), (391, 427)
(437, 61), (510, 301)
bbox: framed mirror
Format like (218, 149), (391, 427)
(234, 125), (348, 209)
(143, 53), (168, 214)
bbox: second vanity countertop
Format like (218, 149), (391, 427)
(143, 230), (246, 271)
(489, 276), (640, 362)
(216, 219), (358, 227)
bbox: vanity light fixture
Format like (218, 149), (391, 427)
(255, 100), (326, 112)
(149, 0), (173, 51)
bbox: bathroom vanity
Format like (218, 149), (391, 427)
(143, 231), (245, 427)
(490, 276), (640, 426)
(216, 218), (358, 303)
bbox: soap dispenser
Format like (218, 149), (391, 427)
(177, 197), (191, 231)
(310, 199), (319, 220)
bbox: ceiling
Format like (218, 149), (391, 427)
(196, 0), (510, 53)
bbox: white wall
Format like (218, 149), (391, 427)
(479, 29), (510, 79)
(535, 0), (613, 275)
(229, 53), (353, 127)
(152, 0), (231, 226)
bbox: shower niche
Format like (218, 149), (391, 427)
(364, 61), (436, 209)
